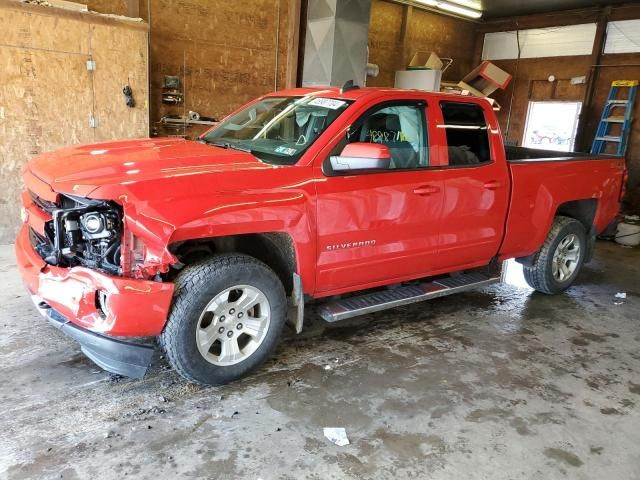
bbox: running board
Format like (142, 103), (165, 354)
(318, 271), (500, 323)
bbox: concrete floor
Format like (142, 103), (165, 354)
(0, 242), (639, 480)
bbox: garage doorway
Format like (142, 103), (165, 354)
(522, 101), (582, 152)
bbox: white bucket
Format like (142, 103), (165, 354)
(616, 221), (640, 247)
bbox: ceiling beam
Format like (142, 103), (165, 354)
(478, 3), (640, 32)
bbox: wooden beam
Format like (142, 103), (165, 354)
(478, 4), (640, 33)
(574, 10), (609, 151)
(472, 30), (484, 67)
(285, 0), (301, 88)
(398, 4), (412, 70)
(126, 0), (140, 18)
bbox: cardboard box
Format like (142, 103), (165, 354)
(408, 51), (443, 71)
(395, 69), (442, 91)
(458, 61), (512, 97)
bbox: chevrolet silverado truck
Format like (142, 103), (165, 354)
(16, 85), (626, 385)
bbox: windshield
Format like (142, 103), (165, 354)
(201, 96), (352, 165)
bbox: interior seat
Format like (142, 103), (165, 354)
(363, 113), (419, 169)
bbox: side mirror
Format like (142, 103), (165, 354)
(330, 142), (391, 171)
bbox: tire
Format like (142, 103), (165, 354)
(160, 254), (287, 385)
(523, 216), (587, 295)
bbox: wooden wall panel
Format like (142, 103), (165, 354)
(407, 7), (476, 82)
(141, 0), (291, 138)
(489, 56), (591, 145)
(367, 0), (477, 88)
(481, 5), (640, 212)
(90, 22), (149, 141)
(367, 0), (404, 87)
(588, 54), (640, 210)
(83, 0), (129, 16)
(489, 53), (640, 211)
(0, 1), (148, 242)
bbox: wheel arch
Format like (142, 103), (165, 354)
(555, 199), (598, 262)
(555, 198), (598, 232)
(169, 232), (298, 295)
(516, 199), (598, 266)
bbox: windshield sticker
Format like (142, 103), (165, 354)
(275, 146), (297, 156)
(308, 98), (347, 110)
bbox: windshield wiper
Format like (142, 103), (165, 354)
(198, 138), (251, 153)
(198, 138), (229, 148)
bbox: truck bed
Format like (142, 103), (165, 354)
(498, 149), (625, 261)
(505, 146), (619, 163)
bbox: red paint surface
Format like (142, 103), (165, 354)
(16, 87), (624, 336)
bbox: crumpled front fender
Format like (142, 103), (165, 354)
(115, 194), (178, 276)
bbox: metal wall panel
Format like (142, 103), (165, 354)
(302, 0), (372, 87)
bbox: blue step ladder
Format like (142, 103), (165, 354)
(591, 80), (638, 156)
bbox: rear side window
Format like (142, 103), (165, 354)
(440, 102), (491, 166)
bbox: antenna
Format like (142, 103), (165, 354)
(340, 80), (360, 94)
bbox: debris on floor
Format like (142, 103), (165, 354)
(614, 292), (627, 305)
(323, 427), (350, 446)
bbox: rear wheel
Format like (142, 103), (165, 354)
(523, 216), (586, 294)
(160, 254), (287, 385)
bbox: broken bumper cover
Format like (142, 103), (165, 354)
(44, 306), (154, 378)
(15, 223), (175, 337)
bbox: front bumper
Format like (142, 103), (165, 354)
(15, 223), (175, 337)
(40, 304), (154, 378)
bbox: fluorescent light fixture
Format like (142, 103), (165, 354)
(436, 1), (482, 18)
(446, 0), (482, 10)
(413, 0), (483, 19)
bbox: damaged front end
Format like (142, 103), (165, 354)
(18, 186), (176, 378)
(31, 192), (124, 276)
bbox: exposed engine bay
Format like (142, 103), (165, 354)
(30, 193), (123, 275)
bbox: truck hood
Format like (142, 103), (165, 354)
(28, 138), (274, 194)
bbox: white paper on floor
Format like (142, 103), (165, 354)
(324, 427), (349, 446)
(615, 292), (627, 299)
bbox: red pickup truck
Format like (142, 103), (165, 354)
(16, 86), (625, 384)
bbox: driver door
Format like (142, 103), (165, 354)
(314, 99), (445, 295)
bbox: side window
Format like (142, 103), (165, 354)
(347, 103), (429, 170)
(440, 102), (491, 166)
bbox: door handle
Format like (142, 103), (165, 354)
(483, 180), (503, 190)
(413, 185), (441, 196)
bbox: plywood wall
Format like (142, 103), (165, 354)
(137, 0), (292, 138)
(408, 7), (476, 81)
(489, 53), (640, 212)
(480, 5), (640, 213)
(489, 57), (591, 145)
(0, 1), (149, 242)
(587, 53), (640, 212)
(367, 0), (477, 88)
(85, 0), (128, 15)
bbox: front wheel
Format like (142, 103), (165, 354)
(523, 216), (586, 294)
(160, 254), (287, 385)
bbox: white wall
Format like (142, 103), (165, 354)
(604, 20), (640, 54)
(482, 23), (597, 60)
